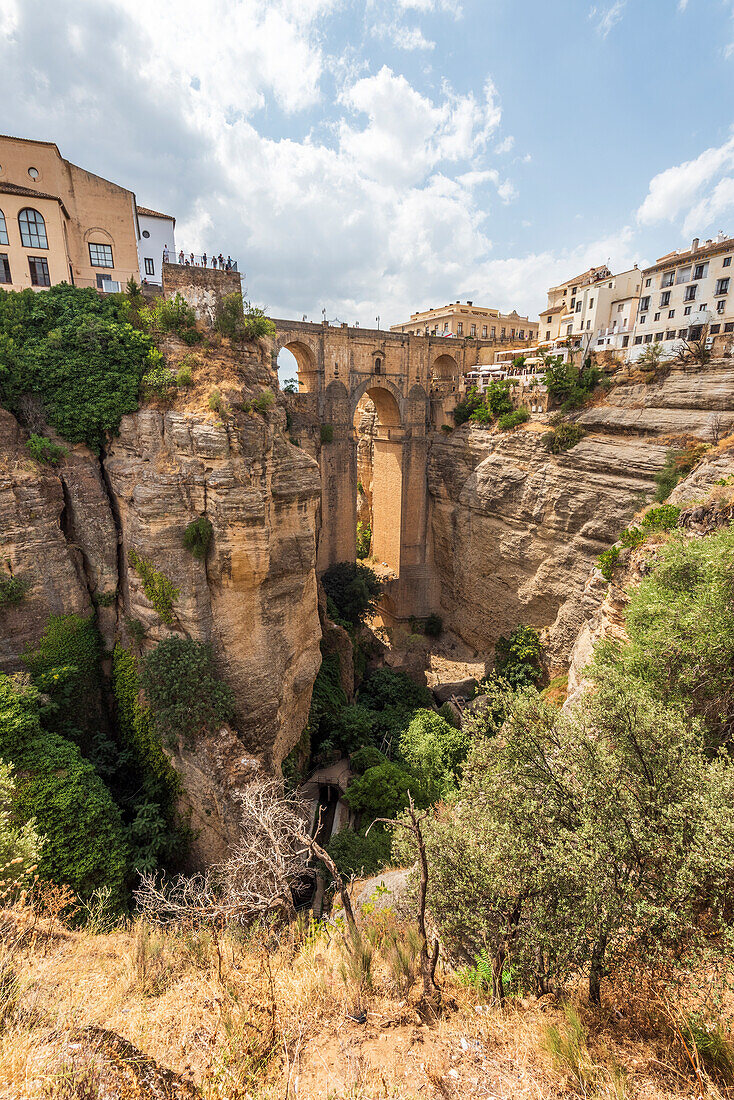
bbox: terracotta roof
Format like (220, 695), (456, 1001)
(0, 181), (69, 216)
(542, 305), (564, 315)
(137, 205), (176, 223)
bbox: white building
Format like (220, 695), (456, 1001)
(136, 205), (176, 286)
(630, 233), (734, 359)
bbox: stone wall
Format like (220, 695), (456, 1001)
(162, 263), (241, 324)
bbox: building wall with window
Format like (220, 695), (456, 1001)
(390, 300), (539, 343)
(630, 234), (734, 358)
(540, 265), (641, 354)
(0, 184), (71, 290)
(136, 206), (176, 286)
(0, 135), (141, 292)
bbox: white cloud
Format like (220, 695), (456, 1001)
(495, 135), (514, 154)
(589, 1), (627, 38)
(373, 18), (436, 50)
(396, 0), (462, 14)
(637, 134), (734, 230)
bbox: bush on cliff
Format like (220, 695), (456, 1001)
(0, 673), (129, 903)
(0, 283), (156, 451)
(215, 293), (276, 340)
(0, 761), (42, 887)
(321, 561), (382, 627)
(140, 637), (235, 748)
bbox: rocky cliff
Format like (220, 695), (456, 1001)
(0, 337), (322, 862)
(428, 359), (734, 668)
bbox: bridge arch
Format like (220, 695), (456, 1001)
(349, 376), (403, 426)
(276, 338), (319, 393)
(431, 352), (459, 382)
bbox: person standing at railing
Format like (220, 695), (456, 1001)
(163, 247), (170, 264)
(202, 252), (207, 268)
(178, 250), (184, 264)
(226, 256), (232, 270)
(218, 253), (224, 269)
(190, 252), (195, 266)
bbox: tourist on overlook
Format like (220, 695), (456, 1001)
(190, 252), (195, 266)
(226, 255), (232, 270)
(162, 246), (169, 263)
(202, 252), (207, 267)
(218, 253), (224, 269)
(178, 249), (184, 264)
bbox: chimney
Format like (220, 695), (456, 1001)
(691, 237), (700, 252)
(467, 300), (473, 306)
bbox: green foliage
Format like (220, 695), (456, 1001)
(356, 669), (434, 753)
(494, 625), (542, 689)
(454, 381), (520, 427)
(452, 387), (484, 426)
(94, 590), (117, 608)
(127, 549), (180, 625)
(597, 545), (620, 580)
(251, 390), (275, 415)
(350, 745), (387, 773)
(26, 433), (67, 466)
(542, 354), (601, 410)
(356, 521), (372, 559)
(636, 340), (667, 371)
(542, 418), (586, 454)
(424, 612), (443, 637)
(440, 423), (453, 433)
(125, 616), (145, 646)
(282, 377), (299, 394)
(0, 672), (128, 903)
(0, 573), (29, 607)
(482, 380), (516, 420)
(112, 645), (188, 872)
(397, 709), (470, 801)
(320, 423), (334, 443)
(654, 444), (708, 502)
(497, 407), (530, 431)
(344, 758), (427, 819)
(208, 388), (223, 414)
(183, 516), (213, 561)
(326, 825), (392, 879)
(680, 1013), (734, 1084)
(140, 637), (235, 748)
(322, 561), (382, 627)
(175, 356), (197, 386)
(140, 348), (177, 401)
(139, 293), (197, 338)
(0, 761), (41, 886)
(0, 283), (156, 451)
(215, 294), (276, 340)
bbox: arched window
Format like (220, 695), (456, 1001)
(18, 208), (48, 249)
(0, 209), (7, 246)
(374, 357), (382, 373)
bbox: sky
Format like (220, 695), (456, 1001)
(1, 0), (734, 329)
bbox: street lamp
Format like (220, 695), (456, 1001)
(375, 315), (380, 330)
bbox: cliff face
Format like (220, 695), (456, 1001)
(0, 339), (322, 863)
(428, 359), (734, 668)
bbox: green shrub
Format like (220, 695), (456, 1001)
(215, 294), (276, 340)
(398, 709), (471, 801)
(599, 505), (681, 576)
(322, 561), (381, 627)
(208, 388), (223, 413)
(452, 387), (484, 426)
(125, 617), (145, 646)
(0, 284), (155, 451)
(498, 407), (530, 431)
(542, 354), (601, 410)
(0, 672), (129, 903)
(344, 759), (427, 819)
(597, 545), (620, 580)
(26, 433), (67, 466)
(140, 637), (235, 748)
(494, 625), (542, 689)
(140, 349), (177, 401)
(127, 550), (179, 625)
(0, 574), (29, 607)
(175, 357), (196, 386)
(94, 590), (117, 608)
(140, 293), (197, 338)
(356, 520), (372, 559)
(424, 612), (443, 637)
(326, 826), (392, 879)
(654, 444), (707, 502)
(542, 419), (586, 453)
(183, 516), (213, 561)
(251, 390), (275, 415)
(440, 423), (453, 433)
(320, 424), (334, 443)
(0, 761), (41, 887)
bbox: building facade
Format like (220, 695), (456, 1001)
(540, 264), (642, 351)
(630, 234), (734, 358)
(136, 206), (176, 286)
(391, 300), (539, 343)
(0, 135), (142, 293)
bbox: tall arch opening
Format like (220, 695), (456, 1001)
(277, 340), (318, 393)
(352, 384), (402, 576)
(431, 353), (459, 390)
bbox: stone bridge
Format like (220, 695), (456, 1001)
(273, 319), (489, 622)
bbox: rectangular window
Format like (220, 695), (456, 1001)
(725, 322), (734, 333)
(470, 324), (476, 337)
(640, 315), (647, 325)
(676, 266), (691, 284)
(645, 278), (651, 287)
(482, 325), (487, 338)
(723, 256), (732, 267)
(546, 316), (552, 323)
(717, 300), (725, 313)
(654, 312), (661, 321)
(617, 303), (623, 312)
(88, 242), (114, 267)
(144, 258), (155, 276)
(715, 277), (730, 295)
(443, 322), (449, 332)
(668, 309), (675, 318)
(661, 271), (675, 287)
(546, 330), (551, 340)
(586, 320), (591, 329)
(666, 329), (676, 340)
(660, 291), (671, 307)
(684, 284), (697, 301)
(491, 326), (496, 337)
(644, 334), (653, 343)
(622, 335), (629, 348)
(566, 324), (572, 335)
(0, 254), (11, 283)
(0, 220), (7, 247)
(693, 262), (708, 280)
(655, 332), (664, 341)
(634, 336), (643, 345)
(710, 324), (721, 334)
(518, 329), (524, 339)
(679, 329), (688, 338)
(457, 322), (463, 335)
(639, 295), (650, 311)
(589, 298), (594, 308)
(684, 305), (692, 316)
(28, 256), (50, 287)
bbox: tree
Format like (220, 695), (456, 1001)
(0, 761), (41, 886)
(636, 341), (667, 371)
(675, 325), (713, 368)
(321, 562), (382, 627)
(397, 709), (470, 801)
(494, 624), (543, 689)
(140, 638), (235, 747)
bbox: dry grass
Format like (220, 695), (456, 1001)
(1, 893), (732, 1100)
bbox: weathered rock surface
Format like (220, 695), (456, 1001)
(429, 424), (668, 665)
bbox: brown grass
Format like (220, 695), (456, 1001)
(0, 894), (731, 1100)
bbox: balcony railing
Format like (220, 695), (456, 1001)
(165, 253), (239, 272)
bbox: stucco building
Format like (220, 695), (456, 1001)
(540, 264), (642, 350)
(630, 233), (734, 357)
(0, 135), (142, 292)
(391, 300), (539, 343)
(137, 206), (176, 286)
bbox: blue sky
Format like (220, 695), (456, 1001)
(1, 0), (734, 327)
